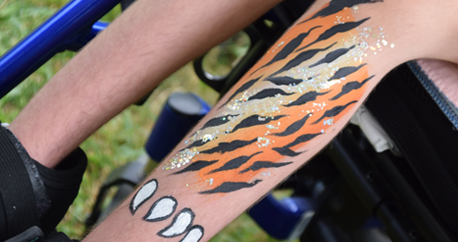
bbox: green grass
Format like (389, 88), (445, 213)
(0, 1), (298, 241)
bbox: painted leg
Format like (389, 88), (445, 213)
(85, 0), (458, 241)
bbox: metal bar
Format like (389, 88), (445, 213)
(326, 131), (390, 212)
(326, 130), (428, 242)
(64, 21), (110, 52)
(374, 153), (454, 242)
(0, 0), (120, 98)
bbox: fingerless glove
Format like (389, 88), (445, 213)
(0, 124), (87, 241)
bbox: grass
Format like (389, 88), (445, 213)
(0, 1), (298, 241)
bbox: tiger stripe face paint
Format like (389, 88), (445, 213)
(129, 1), (390, 240)
(158, 0), (391, 196)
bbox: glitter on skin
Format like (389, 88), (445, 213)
(169, 5), (388, 191)
(162, 5), (393, 180)
(205, 178), (214, 185)
(323, 118), (334, 126)
(257, 137), (271, 148)
(283, 23), (391, 91)
(266, 124), (279, 130)
(163, 148), (199, 171)
(202, 134), (214, 143)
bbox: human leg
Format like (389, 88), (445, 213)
(82, 0), (458, 241)
(8, 0), (282, 168)
(1, 0), (280, 240)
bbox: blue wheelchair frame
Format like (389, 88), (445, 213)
(0, 0), (116, 98)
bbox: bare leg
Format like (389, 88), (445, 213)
(8, 0), (282, 168)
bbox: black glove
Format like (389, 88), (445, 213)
(5, 226), (79, 242)
(0, 123), (87, 241)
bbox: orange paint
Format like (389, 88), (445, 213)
(168, 4), (376, 193)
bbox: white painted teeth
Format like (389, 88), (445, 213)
(130, 180), (205, 240)
(143, 196), (178, 222)
(158, 208), (195, 238)
(130, 179), (158, 215)
(179, 225), (204, 242)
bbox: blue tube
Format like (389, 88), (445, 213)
(248, 194), (316, 240)
(0, 0), (120, 98)
(64, 21), (110, 52)
(145, 93), (211, 162)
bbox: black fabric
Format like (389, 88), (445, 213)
(0, 125), (87, 240)
(4, 226), (43, 242)
(43, 231), (76, 242)
(365, 63), (458, 236)
(0, 195), (6, 240)
(35, 148), (87, 236)
(0, 125), (40, 240)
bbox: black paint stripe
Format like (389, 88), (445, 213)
(309, 45), (355, 68)
(201, 115), (239, 129)
(240, 161), (293, 173)
(272, 114), (311, 137)
(328, 64), (366, 81)
(249, 88), (294, 101)
(208, 152), (262, 174)
(186, 140), (206, 149)
(296, 18), (369, 52)
(231, 115), (287, 133)
(272, 147), (302, 157)
(283, 91), (329, 107)
(172, 160), (218, 175)
(265, 76), (306, 86)
(285, 133), (322, 148)
(312, 100), (358, 124)
(199, 180), (262, 194)
(271, 42), (337, 76)
(157, 208), (195, 238)
(300, 0), (381, 24)
(220, 77), (261, 108)
(259, 26), (322, 69)
(330, 75), (374, 100)
(200, 138), (258, 154)
(271, 133), (321, 157)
